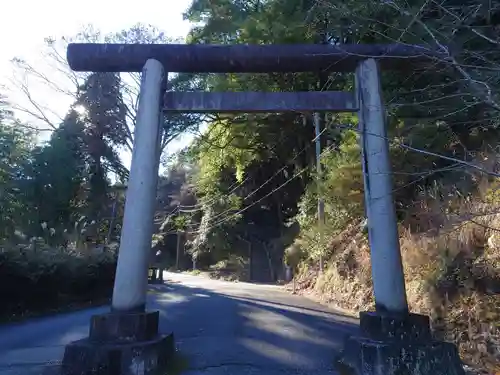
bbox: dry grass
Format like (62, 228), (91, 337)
(294, 179), (500, 374)
(401, 197), (500, 373)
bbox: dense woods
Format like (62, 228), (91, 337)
(0, 0), (499, 372)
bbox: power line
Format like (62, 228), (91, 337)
(178, 122), (500, 240)
(177, 136), (286, 210)
(185, 142), (337, 237)
(336, 124), (500, 178)
(181, 126), (330, 228)
(160, 118), (328, 223)
(178, 175), (252, 211)
(160, 123), (330, 235)
(184, 120), (492, 237)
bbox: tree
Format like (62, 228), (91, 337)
(181, 0), (337, 260)
(22, 110), (87, 242)
(177, 0), (500, 276)
(75, 71), (128, 219)
(4, 24), (200, 246)
(0, 94), (34, 242)
(9, 23), (201, 160)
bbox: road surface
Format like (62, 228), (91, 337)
(0, 272), (359, 375)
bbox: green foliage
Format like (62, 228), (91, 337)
(189, 201), (242, 260)
(0, 23), (201, 317)
(0, 5), (498, 354)
(293, 130), (365, 260)
(300, 130), (364, 226)
(483, 179), (500, 205)
(22, 112), (87, 240)
(0, 95), (35, 242)
(2, 57), (130, 246)
(194, 120), (257, 192)
(284, 244), (305, 269)
(179, 0), (499, 295)
(182, 0), (333, 261)
(0, 125), (33, 241)
(0, 245), (116, 318)
(4, 22), (198, 248)
(173, 214), (190, 231)
(209, 255), (249, 281)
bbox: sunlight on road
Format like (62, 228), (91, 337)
(240, 307), (334, 346)
(154, 294), (189, 304)
(57, 325), (90, 345)
(193, 293), (211, 298)
(240, 338), (315, 368)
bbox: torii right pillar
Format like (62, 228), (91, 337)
(334, 58), (465, 375)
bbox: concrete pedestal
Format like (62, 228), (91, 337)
(148, 268), (164, 284)
(62, 311), (174, 375)
(335, 312), (465, 375)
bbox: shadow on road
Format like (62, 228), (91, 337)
(0, 279), (359, 375)
(150, 281), (359, 374)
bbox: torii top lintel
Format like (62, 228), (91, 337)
(67, 43), (441, 73)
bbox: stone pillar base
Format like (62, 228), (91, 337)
(335, 311), (465, 375)
(148, 267), (164, 284)
(62, 311), (174, 375)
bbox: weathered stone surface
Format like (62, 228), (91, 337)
(336, 336), (465, 375)
(89, 311), (159, 343)
(62, 333), (174, 375)
(67, 43), (443, 73)
(359, 312), (432, 342)
(163, 91), (357, 113)
(335, 311), (465, 375)
(148, 268), (164, 284)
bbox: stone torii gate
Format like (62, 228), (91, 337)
(62, 43), (465, 375)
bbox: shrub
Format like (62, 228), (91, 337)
(209, 255), (249, 281)
(284, 243), (306, 270)
(0, 245), (117, 319)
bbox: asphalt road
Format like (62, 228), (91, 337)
(0, 272), (359, 375)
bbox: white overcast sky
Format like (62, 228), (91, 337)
(0, 0), (194, 170)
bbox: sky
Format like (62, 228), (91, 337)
(0, 0), (194, 170)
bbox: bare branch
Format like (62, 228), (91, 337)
(338, 124), (500, 178)
(383, 0), (500, 112)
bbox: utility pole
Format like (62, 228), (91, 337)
(314, 112), (325, 273)
(176, 230), (182, 270)
(105, 193), (118, 246)
(314, 17), (329, 274)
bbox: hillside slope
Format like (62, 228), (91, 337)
(292, 185), (500, 374)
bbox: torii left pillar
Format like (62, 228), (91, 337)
(62, 59), (174, 375)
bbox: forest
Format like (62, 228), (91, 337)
(0, 0), (499, 373)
